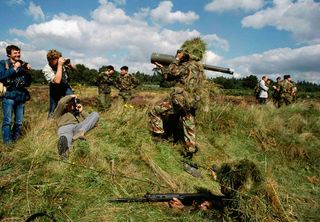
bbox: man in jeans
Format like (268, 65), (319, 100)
(0, 45), (32, 145)
(53, 95), (99, 158)
(42, 49), (75, 118)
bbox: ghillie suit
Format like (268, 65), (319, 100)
(149, 37), (206, 157)
(217, 159), (263, 221)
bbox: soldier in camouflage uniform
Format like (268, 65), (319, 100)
(115, 66), (139, 102)
(149, 37), (206, 160)
(272, 76), (281, 108)
(279, 75), (295, 106)
(96, 65), (115, 111)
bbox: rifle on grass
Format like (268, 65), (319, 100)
(109, 192), (225, 210)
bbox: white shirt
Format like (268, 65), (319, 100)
(42, 64), (68, 84)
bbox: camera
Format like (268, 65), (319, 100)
(64, 58), (71, 66)
(17, 60), (29, 69)
(69, 97), (81, 116)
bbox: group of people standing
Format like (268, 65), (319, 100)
(257, 74), (297, 107)
(0, 45), (138, 154)
(0, 38), (207, 176)
(0, 40), (266, 219)
(96, 65), (139, 111)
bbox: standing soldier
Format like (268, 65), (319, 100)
(279, 75), (294, 106)
(96, 65), (115, 111)
(149, 37), (206, 174)
(115, 66), (139, 102)
(272, 76), (281, 107)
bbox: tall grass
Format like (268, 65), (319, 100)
(0, 86), (319, 221)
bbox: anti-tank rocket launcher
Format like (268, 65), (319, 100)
(151, 52), (234, 75)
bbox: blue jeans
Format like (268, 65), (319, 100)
(2, 98), (25, 144)
(48, 87), (73, 118)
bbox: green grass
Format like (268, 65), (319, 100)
(0, 86), (319, 221)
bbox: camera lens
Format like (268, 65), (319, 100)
(64, 58), (71, 65)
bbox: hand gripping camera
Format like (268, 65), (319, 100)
(70, 97), (81, 116)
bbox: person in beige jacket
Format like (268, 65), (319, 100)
(53, 95), (99, 158)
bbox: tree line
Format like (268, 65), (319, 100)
(29, 64), (320, 92)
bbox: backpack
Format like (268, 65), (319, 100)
(253, 81), (260, 99)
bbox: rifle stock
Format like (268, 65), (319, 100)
(151, 52), (234, 75)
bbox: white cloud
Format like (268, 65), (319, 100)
(242, 0), (320, 43)
(226, 44), (320, 83)
(92, 0), (130, 24)
(150, 1), (199, 24)
(205, 0), (264, 12)
(0, 40), (47, 68)
(203, 34), (229, 51)
(8, 1), (219, 74)
(6, 0), (24, 5)
(204, 50), (223, 65)
(27, 2), (45, 21)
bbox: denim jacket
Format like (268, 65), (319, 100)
(0, 59), (32, 102)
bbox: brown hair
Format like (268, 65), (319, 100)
(47, 49), (62, 63)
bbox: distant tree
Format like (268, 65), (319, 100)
(29, 69), (46, 84)
(241, 75), (258, 89)
(69, 64), (99, 86)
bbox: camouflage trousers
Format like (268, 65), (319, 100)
(97, 93), (111, 111)
(278, 94), (293, 107)
(119, 90), (132, 102)
(148, 99), (197, 153)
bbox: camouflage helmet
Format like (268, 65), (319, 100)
(180, 37), (206, 61)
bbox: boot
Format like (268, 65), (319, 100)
(58, 136), (69, 159)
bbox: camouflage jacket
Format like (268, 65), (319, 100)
(280, 79), (294, 98)
(115, 74), (139, 92)
(96, 72), (116, 94)
(163, 60), (205, 109)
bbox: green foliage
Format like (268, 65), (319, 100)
(0, 86), (319, 221)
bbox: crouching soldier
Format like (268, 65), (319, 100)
(52, 95), (99, 158)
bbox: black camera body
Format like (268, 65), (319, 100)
(70, 97), (81, 116)
(17, 60), (29, 70)
(6, 61), (32, 88)
(64, 58), (71, 66)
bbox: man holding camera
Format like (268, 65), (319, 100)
(42, 49), (75, 118)
(0, 45), (32, 145)
(52, 95), (99, 158)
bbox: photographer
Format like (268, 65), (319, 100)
(0, 45), (32, 145)
(42, 49), (75, 118)
(52, 95), (99, 158)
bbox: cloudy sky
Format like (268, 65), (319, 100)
(0, 0), (319, 82)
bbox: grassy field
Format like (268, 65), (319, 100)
(0, 85), (319, 221)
